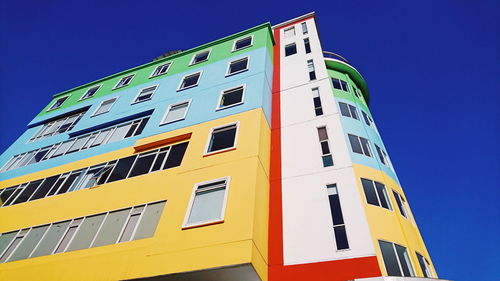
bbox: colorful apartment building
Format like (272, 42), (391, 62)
(0, 13), (445, 281)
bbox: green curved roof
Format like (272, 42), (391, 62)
(324, 58), (370, 105)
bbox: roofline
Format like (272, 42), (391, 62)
(272, 12), (316, 29)
(52, 22), (275, 99)
(324, 58), (371, 105)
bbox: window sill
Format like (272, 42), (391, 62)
(232, 45), (253, 52)
(176, 84), (199, 92)
(203, 147), (236, 157)
(182, 220), (224, 230)
(189, 59), (209, 66)
(112, 85), (129, 91)
(225, 69), (248, 78)
(216, 102), (244, 111)
(131, 98), (152, 105)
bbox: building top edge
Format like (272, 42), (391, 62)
(324, 57), (371, 105)
(272, 12), (316, 29)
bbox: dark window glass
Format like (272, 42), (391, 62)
(134, 117), (149, 136)
(339, 102), (350, 117)
(47, 175), (67, 196)
(313, 97), (322, 108)
(315, 108), (323, 116)
(317, 127), (328, 141)
(322, 155), (333, 167)
(107, 156), (137, 183)
(348, 134), (363, 154)
(375, 145), (386, 164)
(309, 71), (316, 80)
(13, 180), (42, 205)
(124, 122), (139, 138)
(56, 172), (82, 195)
(320, 142), (330, 154)
(328, 194), (344, 225)
(96, 165), (114, 185)
(208, 126), (237, 152)
(228, 58), (248, 74)
(164, 142), (188, 169)
(375, 182), (390, 209)
(340, 80), (349, 92)
(221, 87), (244, 107)
(129, 153), (156, 178)
(151, 148), (169, 172)
(395, 244), (413, 276)
(334, 225), (349, 250)
(304, 38), (311, 53)
(180, 73), (200, 89)
(0, 187), (17, 205)
(285, 43), (297, 56)
(360, 137), (372, 157)
(417, 253), (430, 278)
(332, 78), (342, 89)
(3, 187), (23, 206)
(348, 105), (359, 120)
(361, 178), (379, 206)
(235, 37), (252, 50)
(30, 176), (59, 200)
(379, 240), (402, 276)
(192, 51), (209, 64)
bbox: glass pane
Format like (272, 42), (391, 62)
(181, 73), (200, 88)
(0, 236), (23, 262)
(228, 58), (248, 74)
(348, 134), (363, 154)
(375, 182), (390, 209)
(30, 176), (59, 200)
(106, 124), (131, 144)
(133, 117), (149, 136)
(92, 209), (130, 247)
(0, 187), (17, 205)
(208, 127), (236, 152)
(0, 231), (18, 258)
(134, 201), (166, 240)
(395, 244), (414, 277)
(91, 129), (112, 147)
(54, 226), (77, 253)
(313, 96), (322, 107)
(340, 80), (349, 92)
(317, 127), (328, 141)
(322, 155), (334, 167)
(221, 88), (243, 107)
(75, 166), (105, 190)
(361, 179), (379, 206)
(193, 52), (209, 63)
(187, 187), (225, 225)
(417, 253), (430, 278)
(52, 140), (74, 157)
(362, 111), (371, 126)
(349, 105), (359, 119)
(56, 171), (83, 195)
(332, 78), (342, 89)
(379, 240), (402, 276)
(107, 155), (137, 183)
(334, 225), (349, 250)
(164, 103), (188, 123)
(124, 122), (139, 138)
(67, 135), (91, 154)
(393, 191), (406, 217)
(129, 153), (156, 177)
(9, 225), (49, 261)
(13, 180), (42, 205)
(360, 137), (372, 157)
(328, 194), (344, 225)
(320, 141), (330, 154)
(315, 108), (323, 116)
(30, 221), (71, 257)
(339, 102), (350, 117)
(95, 99), (115, 115)
(235, 37), (252, 50)
(3, 186), (23, 206)
(164, 142), (188, 169)
(151, 150), (168, 172)
(67, 214), (105, 251)
(285, 44), (297, 56)
(118, 214), (141, 243)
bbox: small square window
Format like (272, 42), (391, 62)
(150, 63), (171, 78)
(190, 50), (210, 65)
(284, 26), (295, 38)
(206, 123), (238, 154)
(113, 74), (135, 90)
(161, 100), (191, 124)
(48, 96), (69, 111)
(79, 86), (100, 101)
(233, 36), (253, 51)
(226, 57), (249, 76)
(92, 97), (118, 116)
(132, 85), (158, 104)
(285, 43), (297, 56)
(177, 72), (201, 91)
(217, 85), (245, 110)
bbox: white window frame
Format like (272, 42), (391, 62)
(78, 85), (102, 101)
(216, 84), (246, 111)
(47, 96), (70, 111)
(378, 240), (416, 277)
(112, 74), (135, 90)
(225, 56), (250, 77)
(283, 26), (295, 38)
(182, 177), (230, 229)
(204, 122), (240, 156)
(176, 71), (202, 91)
(189, 49), (211, 66)
(301, 22), (308, 34)
(232, 35), (253, 52)
(149, 62), (172, 78)
(160, 99), (192, 125)
(131, 85), (159, 105)
(91, 97), (119, 117)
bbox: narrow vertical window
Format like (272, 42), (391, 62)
(416, 252), (433, 278)
(47, 96), (69, 111)
(362, 111), (373, 126)
(307, 60), (316, 80)
(54, 218), (82, 253)
(312, 88), (323, 116)
(326, 184), (349, 250)
(378, 240), (415, 277)
(92, 97), (117, 117)
(304, 38), (311, 54)
(184, 178), (229, 227)
(206, 123), (238, 154)
(375, 144), (388, 165)
(284, 26), (295, 38)
(150, 62), (171, 77)
(161, 100), (190, 124)
(0, 230), (28, 262)
(285, 43), (297, 56)
(392, 190), (409, 219)
(80, 86), (100, 100)
(301, 22), (308, 34)
(113, 74), (134, 89)
(317, 127), (333, 167)
(118, 206), (144, 243)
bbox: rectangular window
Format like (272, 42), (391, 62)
(161, 100), (191, 124)
(206, 123), (238, 154)
(190, 50), (210, 65)
(353, 88), (362, 98)
(362, 111), (373, 127)
(47, 96), (69, 111)
(331, 78), (350, 92)
(113, 74), (135, 90)
(326, 184), (349, 250)
(311, 88), (323, 116)
(348, 134), (372, 157)
(307, 60), (316, 80)
(285, 43), (297, 56)
(66, 214), (105, 251)
(177, 72), (201, 91)
(150, 62), (171, 77)
(304, 38), (311, 54)
(217, 85), (244, 110)
(79, 86), (100, 100)
(233, 36), (252, 51)
(226, 57), (249, 76)
(284, 26), (295, 38)
(317, 127), (333, 167)
(361, 178), (392, 210)
(379, 240), (415, 277)
(132, 85), (157, 104)
(118, 206), (144, 243)
(0, 229), (28, 262)
(392, 190), (409, 219)
(375, 144), (389, 165)
(416, 252), (433, 278)
(301, 22), (308, 34)
(184, 178), (229, 227)
(338, 102), (359, 120)
(92, 97), (118, 116)
(54, 218), (82, 253)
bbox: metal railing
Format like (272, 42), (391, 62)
(323, 51), (351, 65)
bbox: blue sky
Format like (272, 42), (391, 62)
(0, 1), (498, 280)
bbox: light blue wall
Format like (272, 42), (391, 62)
(0, 46), (273, 181)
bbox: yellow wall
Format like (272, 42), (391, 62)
(352, 164), (437, 278)
(0, 108), (270, 281)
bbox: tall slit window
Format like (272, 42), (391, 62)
(304, 38), (311, 53)
(113, 74), (134, 90)
(206, 123), (238, 154)
(317, 127), (333, 167)
(312, 88), (323, 116)
(392, 190), (409, 219)
(361, 178), (392, 210)
(307, 60), (316, 80)
(184, 178), (229, 227)
(379, 240), (415, 277)
(416, 252), (433, 278)
(326, 184), (349, 250)
(375, 144), (389, 166)
(301, 22), (308, 34)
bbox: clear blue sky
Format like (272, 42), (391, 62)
(0, 1), (498, 280)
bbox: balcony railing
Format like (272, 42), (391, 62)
(323, 51), (351, 65)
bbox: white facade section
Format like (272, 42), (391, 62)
(276, 17), (376, 265)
